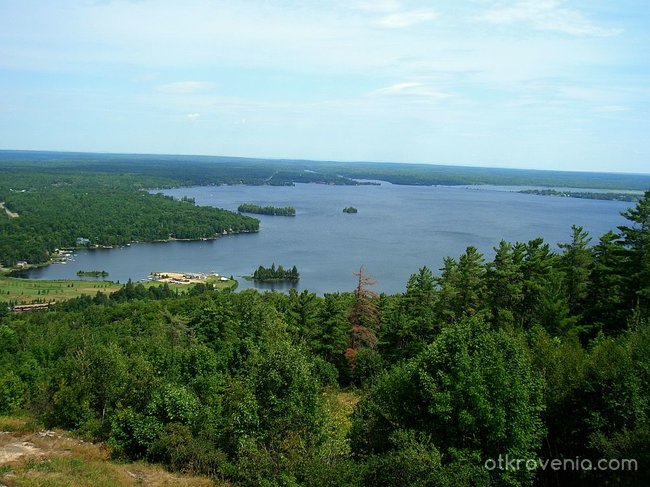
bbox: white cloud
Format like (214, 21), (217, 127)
(374, 9), (439, 29)
(186, 112), (201, 120)
(479, 1), (620, 37)
(371, 82), (451, 101)
(156, 81), (216, 94)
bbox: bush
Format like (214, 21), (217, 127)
(0, 372), (25, 414)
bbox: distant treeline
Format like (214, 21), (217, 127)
(238, 203), (296, 216)
(520, 188), (642, 202)
(1, 150), (649, 190)
(253, 263), (300, 281)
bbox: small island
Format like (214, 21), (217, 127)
(238, 203), (296, 216)
(253, 264), (300, 282)
(343, 206), (358, 213)
(76, 270), (109, 277)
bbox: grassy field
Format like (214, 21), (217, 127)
(0, 276), (236, 306)
(0, 278), (121, 305)
(0, 417), (217, 487)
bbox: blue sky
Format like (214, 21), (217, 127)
(1, 0), (649, 173)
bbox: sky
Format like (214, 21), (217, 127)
(0, 0), (649, 173)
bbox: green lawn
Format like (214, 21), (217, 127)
(0, 275), (236, 305)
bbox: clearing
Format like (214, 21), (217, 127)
(0, 417), (216, 487)
(0, 202), (19, 218)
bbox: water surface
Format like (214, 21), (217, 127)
(27, 183), (631, 294)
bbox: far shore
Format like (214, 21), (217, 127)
(1, 229), (258, 276)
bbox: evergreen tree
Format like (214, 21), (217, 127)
(558, 225), (593, 315)
(436, 256), (460, 324)
(585, 231), (628, 334)
(381, 267), (438, 363)
(618, 190), (650, 320)
(485, 240), (524, 327)
(519, 238), (557, 329)
(437, 247), (486, 322)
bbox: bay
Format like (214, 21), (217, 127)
(26, 183), (632, 294)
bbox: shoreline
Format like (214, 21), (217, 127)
(2, 229), (259, 277)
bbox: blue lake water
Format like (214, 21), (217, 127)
(26, 183), (632, 294)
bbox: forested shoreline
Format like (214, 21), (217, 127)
(1, 191), (648, 486)
(0, 172), (259, 268)
(520, 188), (642, 202)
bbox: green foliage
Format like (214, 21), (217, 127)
(351, 318), (545, 487)
(109, 408), (165, 459)
(253, 263), (300, 281)
(0, 185), (649, 486)
(0, 170), (259, 267)
(0, 371), (25, 414)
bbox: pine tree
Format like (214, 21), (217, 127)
(437, 247), (486, 323)
(618, 190), (650, 320)
(486, 240), (524, 327)
(585, 231), (627, 334)
(558, 225), (593, 315)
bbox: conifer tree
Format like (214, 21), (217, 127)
(346, 266), (380, 369)
(558, 225), (593, 311)
(618, 190), (650, 320)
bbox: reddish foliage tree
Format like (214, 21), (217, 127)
(346, 266), (380, 369)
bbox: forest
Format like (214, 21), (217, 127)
(238, 204), (296, 216)
(1, 191), (648, 486)
(2, 150), (650, 191)
(0, 170), (259, 267)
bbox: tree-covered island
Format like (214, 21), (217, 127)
(343, 206), (358, 213)
(238, 203), (296, 216)
(252, 263), (300, 281)
(76, 270), (109, 277)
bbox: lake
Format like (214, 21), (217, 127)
(26, 183), (632, 294)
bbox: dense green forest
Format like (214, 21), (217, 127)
(0, 170), (259, 268)
(2, 150), (649, 190)
(238, 204), (296, 216)
(253, 264), (300, 281)
(1, 191), (648, 486)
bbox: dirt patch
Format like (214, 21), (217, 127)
(0, 430), (64, 464)
(0, 426), (216, 486)
(0, 440), (42, 463)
